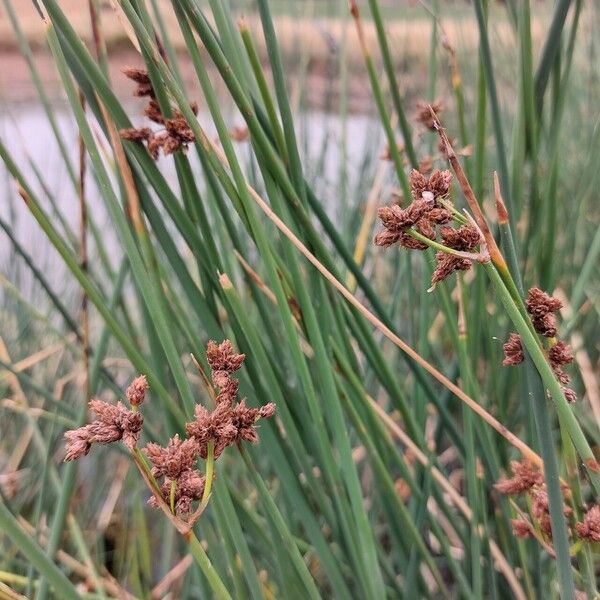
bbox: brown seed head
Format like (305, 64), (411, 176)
(148, 470), (207, 515)
(185, 403), (237, 459)
(431, 253), (472, 286)
(409, 169), (453, 203)
(511, 518), (533, 539)
(575, 505), (600, 542)
(122, 67), (150, 85)
(144, 99), (165, 124)
(548, 341), (573, 368)
(502, 333), (524, 366)
(126, 374), (148, 406)
(63, 399), (144, 460)
(230, 125), (250, 142)
(119, 127), (152, 142)
(64, 428), (92, 462)
(526, 288), (562, 319)
(374, 229), (402, 247)
(143, 434), (200, 479)
(398, 231), (429, 251)
(165, 116), (196, 144)
(532, 313), (558, 338)
(494, 460), (543, 495)
(206, 340), (245, 374)
(162, 136), (183, 156)
(440, 224), (480, 251)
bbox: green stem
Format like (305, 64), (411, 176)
(187, 531), (233, 600)
(170, 480), (177, 514)
(201, 440), (215, 508)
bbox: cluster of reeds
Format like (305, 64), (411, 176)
(0, 0), (598, 598)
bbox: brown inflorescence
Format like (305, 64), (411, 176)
(525, 287), (562, 338)
(575, 505), (600, 542)
(522, 288), (577, 400)
(229, 125), (249, 142)
(64, 394), (144, 461)
(494, 460), (544, 495)
(511, 518), (533, 539)
(374, 168), (483, 287)
(548, 341), (573, 368)
(148, 470), (207, 515)
(430, 224), (480, 286)
(415, 99), (444, 130)
(126, 375), (149, 407)
(185, 340), (275, 460)
(531, 490), (572, 538)
(119, 127), (152, 143)
(123, 67), (155, 98)
(495, 460), (576, 548)
(144, 434), (199, 480)
(374, 169), (452, 248)
(63, 339), (275, 521)
(119, 69), (198, 159)
(502, 333), (524, 366)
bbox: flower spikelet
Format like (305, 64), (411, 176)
(575, 505), (600, 542)
(63, 398), (143, 460)
(143, 434), (199, 479)
(494, 460), (543, 495)
(502, 333), (524, 366)
(126, 375), (149, 407)
(206, 339), (245, 374)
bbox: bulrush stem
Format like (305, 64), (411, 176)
(485, 263), (600, 494)
(409, 229), (489, 262)
(187, 531), (233, 600)
(200, 440), (215, 507)
(430, 107), (506, 268)
(184, 440), (216, 531)
(169, 480), (176, 514)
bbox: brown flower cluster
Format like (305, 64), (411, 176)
(185, 340), (276, 459)
(64, 377), (148, 461)
(415, 99), (444, 130)
(495, 460), (569, 540)
(430, 223), (480, 286)
(144, 340), (274, 514)
(63, 340), (275, 520)
(119, 67), (198, 159)
(502, 332), (524, 366)
(375, 169), (483, 286)
(526, 287), (562, 338)
(502, 288), (576, 401)
(494, 460), (544, 496)
(144, 435), (205, 514)
(575, 505), (600, 542)
(495, 460), (596, 545)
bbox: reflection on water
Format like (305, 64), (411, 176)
(0, 101), (380, 302)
